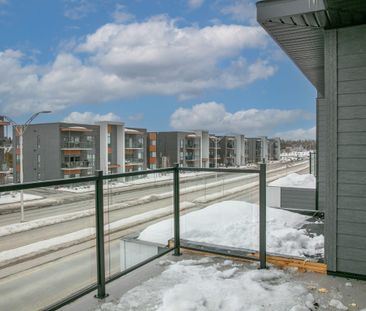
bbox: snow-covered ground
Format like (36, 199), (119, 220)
(98, 258), (353, 311)
(0, 192), (42, 205)
(139, 201), (324, 258)
(269, 173), (316, 189)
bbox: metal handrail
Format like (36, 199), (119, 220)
(0, 164), (267, 308)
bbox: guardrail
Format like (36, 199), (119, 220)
(0, 163), (267, 310)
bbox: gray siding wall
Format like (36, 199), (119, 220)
(156, 132), (178, 167)
(23, 124), (61, 182)
(336, 24), (366, 275)
(281, 188), (316, 211)
(317, 97), (327, 212)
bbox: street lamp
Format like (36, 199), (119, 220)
(5, 111), (52, 222)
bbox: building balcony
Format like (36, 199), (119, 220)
(61, 142), (94, 150)
(125, 144), (144, 149)
(61, 161), (93, 169)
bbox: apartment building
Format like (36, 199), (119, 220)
(125, 128), (147, 172)
(268, 138), (281, 161)
(0, 117), (11, 184)
(97, 121), (124, 174)
(147, 132), (157, 169)
(246, 137), (268, 163)
(154, 131), (208, 168)
(13, 123), (100, 182)
(209, 135), (221, 167)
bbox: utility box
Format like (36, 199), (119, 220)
(267, 186), (316, 211)
(120, 235), (168, 271)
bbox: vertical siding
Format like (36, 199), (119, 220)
(336, 24), (366, 275)
(317, 98), (327, 212)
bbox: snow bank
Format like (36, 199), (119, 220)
(139, 201), (324, 257)
(0, 192), (42, 205)
(98, 259), (315, 311)
(269, 173), (316, 189)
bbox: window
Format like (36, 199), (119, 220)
(37, 154), (41, 168)
(151, 140), (156, 146)
(150, 151), (156, 157)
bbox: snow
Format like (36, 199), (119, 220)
(0, 228), (94, 265)
(269, 173), (316, 189)
(0, 192), (42, 205)
(329, 299), (348, 310)
(97, 259), (316, 311)
(139, 201), (324, 257)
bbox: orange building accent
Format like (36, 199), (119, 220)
(63, 169), (81, 174)
(149, 145), (156, 152)
(63, 150), (81, 155)
(108, 147), (112, 154)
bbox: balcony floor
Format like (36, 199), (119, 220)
(61, 253), (366, 311)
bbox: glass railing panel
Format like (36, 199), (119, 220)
(0, 179), (97, 311)
(177, 170), (259, 254)
(103, 171), (174, 280)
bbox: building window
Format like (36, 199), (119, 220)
(107, 133), (111, 146)
(151, 140), (156, 146)
(150, 151), (156, 157)
(37, 154), (41, 168)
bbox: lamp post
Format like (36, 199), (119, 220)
(5, 111), (51, 222)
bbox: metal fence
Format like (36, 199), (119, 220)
(0, 163), (266, 310)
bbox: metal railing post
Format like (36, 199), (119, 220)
(309, 152), (312, 174)
(259, 162), (267, 269)
(95, 170), (107, 299)
(173, 163), (181, 256)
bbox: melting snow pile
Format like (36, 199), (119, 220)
(138, 201), (323, 257)
(269, 173), (316, 189)
(98, 258), (319, 311)
(0, 192), (42, 205)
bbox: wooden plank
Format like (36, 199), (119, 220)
(339, 80), (366, 95)
(339, 120), (366, 132)
(338, 106), (366, 119)
(338, 196), (366, 210)
(338, 145), (366, 158)
(338, 93), (366, 107)
(338, 133), (366, 145)
(179, 248), (327, 274)
(338, 67), (366, 82)
(338, 171), (366, 185)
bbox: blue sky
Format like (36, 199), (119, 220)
(0, 0), (316, 139)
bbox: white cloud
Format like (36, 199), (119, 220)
(170, 102), (312, 136)
(274, 127), (316, 140)
(63, 111), (121, 124)
(188, 0), (204, 9)
(63, 0), (95, 20)
(0, 17), (273, 115)
(112, 4), (134, 23)
(220, 0), (256, 24)
(128, 113), (144, 122)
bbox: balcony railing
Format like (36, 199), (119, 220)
(0, 165), (267, 311)
(125, 143), (144, 149)
(61, 161), (93, 169)
(61, 142), (94, 149)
